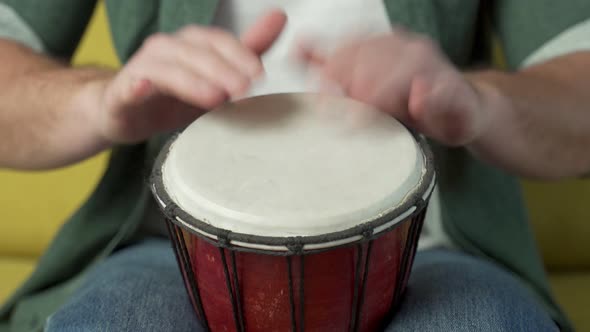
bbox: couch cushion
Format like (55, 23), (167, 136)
(523, 179), (590, 269)
(549, 271), (590, 332)
(0, 257), (36, 303)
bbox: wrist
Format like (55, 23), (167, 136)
(464, 71), (515, 155)
(70, 71), (116, 152)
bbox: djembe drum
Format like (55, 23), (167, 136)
(151, 93), (435, 332)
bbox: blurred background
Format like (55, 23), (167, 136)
(0, 1), (588, 330)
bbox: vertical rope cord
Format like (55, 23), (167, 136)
(403, 207), (426, 288)
(401, 207), (427, 297)
(390, 206), (424, 311)
(286, 238), (305, 332)
(219, 246), (243, 332)
(349, 244), (364, 332)
(354, 240), (374, 332)
(391, 222), (415, 310)
(175, 223), (210, 332)
(165, 220), (197, 310)
(299, 254), (305, 332)
(287, 256), (297, 332)
(230, 251), (245, 331)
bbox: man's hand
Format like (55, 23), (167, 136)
(301, 31), (590, 179)
(91, 9), (286, 145)
(0, 10), (286, 169)
(300, 30), (488, 147)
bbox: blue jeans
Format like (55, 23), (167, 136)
(45, 239), (558, 332)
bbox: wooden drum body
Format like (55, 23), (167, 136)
(151, 93), (435, 332)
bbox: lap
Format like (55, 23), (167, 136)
(46, 239), (557, 332)
(384, 249), (558, 332)
(46, 239), (202, 332)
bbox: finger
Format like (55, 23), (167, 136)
(347, 46), (388, 102)
(241, 9), (287, 55)
(407, 75), (436, 133)
(144, 32), (251, 97)
(127, 60), (228, 110)
(362, 66), (414, 124)
(409, 73), (482, 145)
(168, 38), (251, 97)
(296, 38), (326, 67)
(297, 35), (367, 69)
(408, 76), (432, 124)
(409, 76), (464, 144)
(177, 27), (262, 78)
(128, 78), (157, 103)
(319, 42), (363, 95)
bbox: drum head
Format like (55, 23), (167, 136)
(153, 93), (434, 250)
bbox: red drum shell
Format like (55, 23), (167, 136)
(166, 209), (425, 332)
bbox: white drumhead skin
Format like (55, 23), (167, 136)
(163, 93), (424, 237)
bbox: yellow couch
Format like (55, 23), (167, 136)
(522, 180), (590, 332)
(0, 2), (588, 331)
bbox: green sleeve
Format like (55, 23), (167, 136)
(1, 0), (98, 57)
(492, 0), (590, 69)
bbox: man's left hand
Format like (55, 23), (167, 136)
(301, 31), (489, 146)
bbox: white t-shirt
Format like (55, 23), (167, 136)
(211, 0), (451, 250)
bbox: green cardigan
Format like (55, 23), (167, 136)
(2, 0), (588, 331)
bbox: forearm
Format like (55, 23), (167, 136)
(0, 39), (114, 170)
(467, 52), (590, 180)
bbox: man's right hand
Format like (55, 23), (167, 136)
(90, 9), (286, 145)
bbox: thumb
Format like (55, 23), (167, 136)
(409, 75), (484, 146)
(241, 9), (287, 55)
